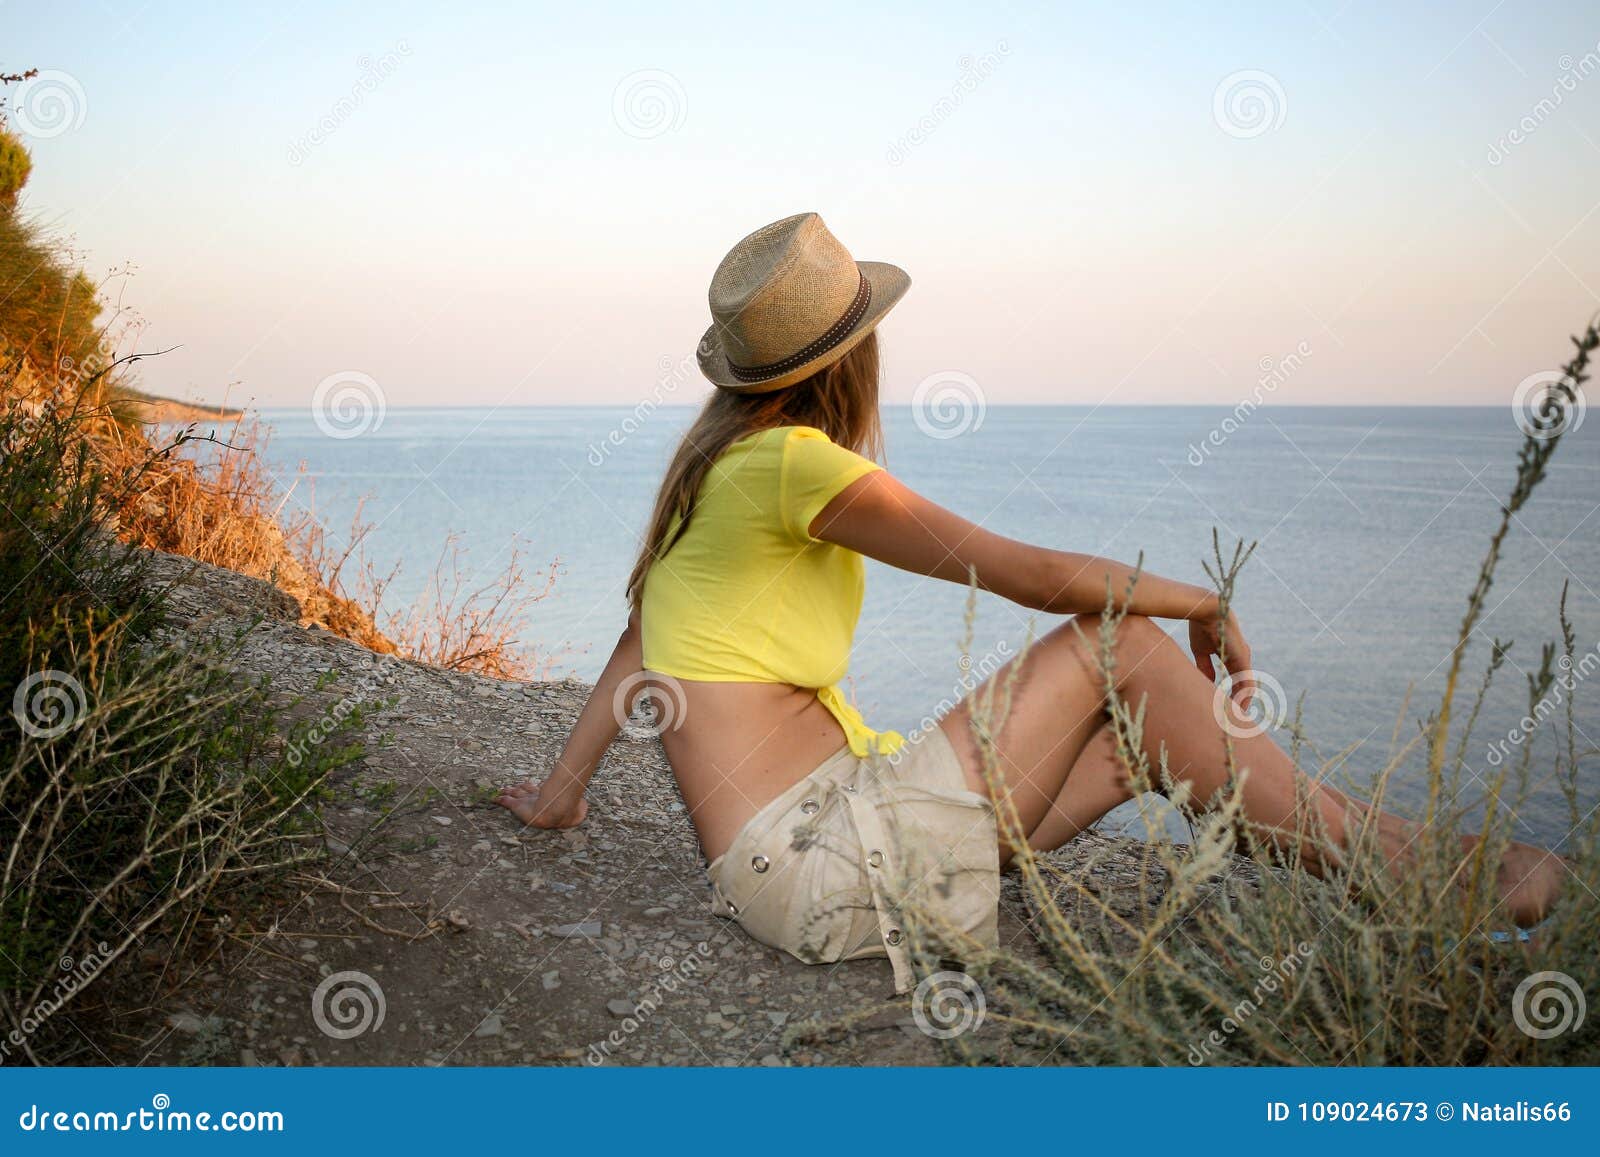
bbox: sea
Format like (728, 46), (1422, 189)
(251, 405), (1600, 847)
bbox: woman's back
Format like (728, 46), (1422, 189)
(639, 424), (901, 858)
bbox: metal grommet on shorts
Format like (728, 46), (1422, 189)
(800, 799), (819, 815)
(867, 850), (883, 869)
(751, 855), (769, 873)
(726, 900), (738, 915)
(885, 928), (903, 946)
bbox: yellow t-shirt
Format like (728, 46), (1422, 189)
(640, 425), (903, 757)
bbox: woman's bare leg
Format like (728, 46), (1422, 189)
(938, 613), (1565, 925)
(1017, 722), (1126, 852)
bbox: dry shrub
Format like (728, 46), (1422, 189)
(104, 415), (397, 654)
(104, 413), (554, 678)
(373, 533), (558, 679)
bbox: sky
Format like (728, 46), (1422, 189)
(6, 0), (1600, 409)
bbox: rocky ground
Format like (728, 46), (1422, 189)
(94, 550), (1213, 1068)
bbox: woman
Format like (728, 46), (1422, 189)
(497, 213), (1564, 989)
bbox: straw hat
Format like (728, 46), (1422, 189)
(697, 213), (910, 393)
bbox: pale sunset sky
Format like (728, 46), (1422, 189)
(8, 0), (1600, 408)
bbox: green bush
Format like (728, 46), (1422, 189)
(0, 128), (30, 210)
(0, 168), (108, 390)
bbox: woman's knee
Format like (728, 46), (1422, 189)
(1046, 612), (1168, 665)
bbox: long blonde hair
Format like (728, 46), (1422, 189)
(626, 333), (883, 609)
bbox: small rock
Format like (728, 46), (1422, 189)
(166, 1011), (210, 1034)
(760, 1053), (784, 1067)
(606, 999), (635, 1018)
(474, 1013), (504, 1038)
(551, 921), (603, 939)
(431, 815), (453, 826)
(541, 971), (561, 991)
(642, 906), (670, 917)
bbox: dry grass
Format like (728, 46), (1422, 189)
(374, 532), (558, 679)
(3, 371), (555, 678)
(103, 414), (399, 654)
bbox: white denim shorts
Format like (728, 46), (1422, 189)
(706, 727), (999, 992)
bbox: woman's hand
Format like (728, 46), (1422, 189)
(1188, 610), (1256, 710)
(493, 778), (590, 830)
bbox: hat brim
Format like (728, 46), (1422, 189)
(697, 261), (910, 394)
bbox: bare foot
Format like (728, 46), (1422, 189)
(493, 782), (541, 826)
(493, 781), (588, 829)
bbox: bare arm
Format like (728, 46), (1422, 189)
(498, 609), (643, 829)
(813, 470), (1254, 691)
